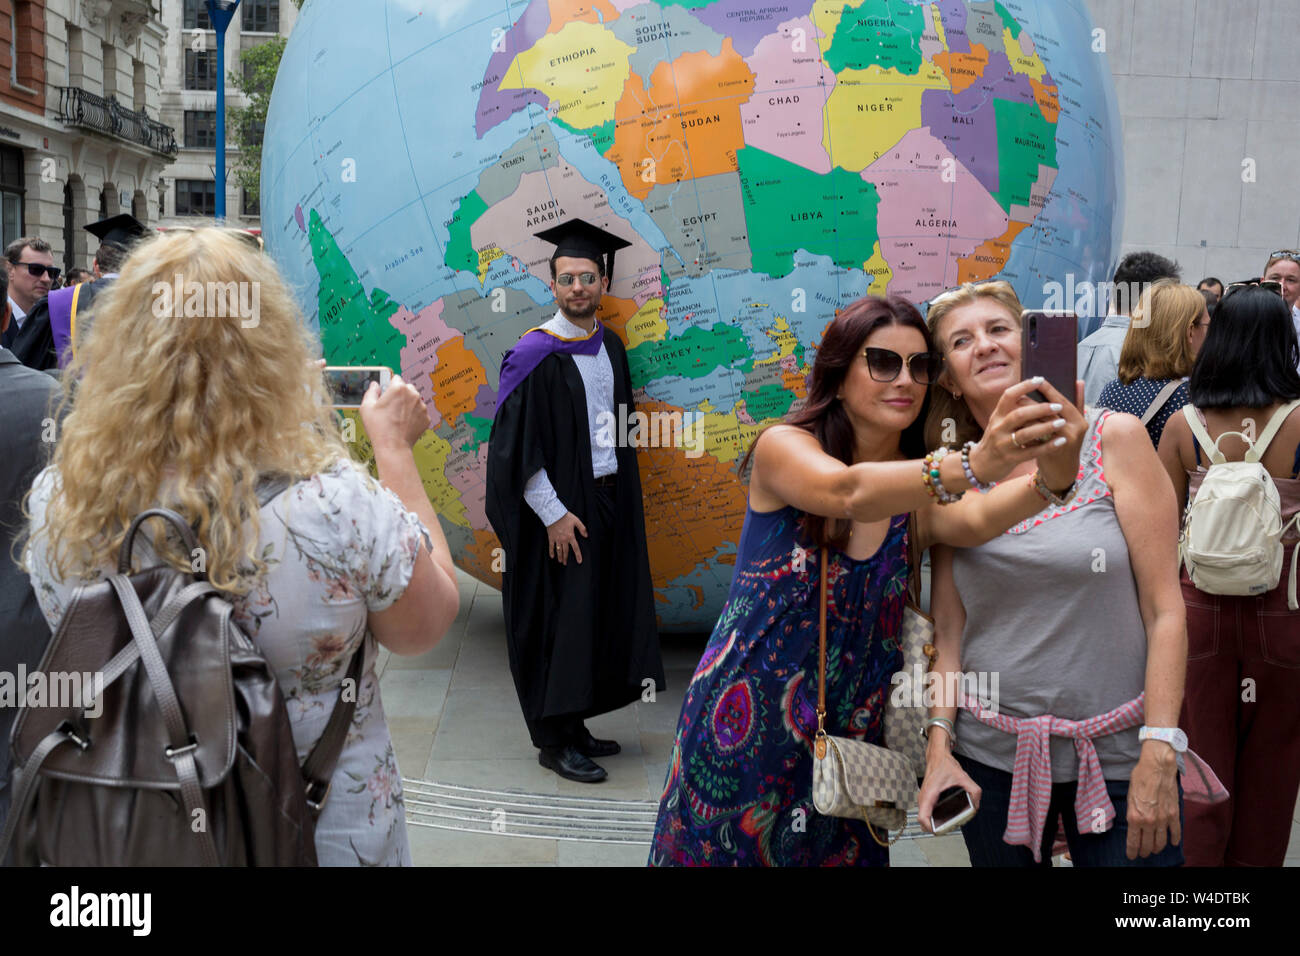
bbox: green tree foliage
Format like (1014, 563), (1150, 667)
(227, 0), (304, 204)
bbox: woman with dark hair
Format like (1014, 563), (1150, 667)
(648, 295), (1088, 866)
(1157, 284), (1300, 866)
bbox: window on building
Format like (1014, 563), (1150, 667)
(242, 0), (280, 33)
(185, 110), (217, 148)
(9, 11), (16, 87)
(183, 0), (212, 30)
(0, 146), (24, 250)
(242, 190), (260, 217)
(184, 49), (219, 90)
(175, 179), (216, 217)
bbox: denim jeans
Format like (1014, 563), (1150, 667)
(956, 753), (1185, 867)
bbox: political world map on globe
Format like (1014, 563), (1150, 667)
(262, 0), (1123, 630)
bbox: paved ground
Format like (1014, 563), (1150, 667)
(377, 570), (1300, 867)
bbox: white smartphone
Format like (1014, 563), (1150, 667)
(324, 365), (392, 408)
(931, 786), (977, 835)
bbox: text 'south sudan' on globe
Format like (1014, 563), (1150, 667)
(263, 0), (1123, 631)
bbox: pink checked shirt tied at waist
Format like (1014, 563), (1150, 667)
(960, 692), (1227, 862)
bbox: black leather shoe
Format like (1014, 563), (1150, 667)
(575, 729), (621, 758)
(539, 745), (607, 783)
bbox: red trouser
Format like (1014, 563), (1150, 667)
(1180, 570), (1300, 866)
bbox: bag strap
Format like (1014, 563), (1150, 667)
(1182, 406), (1221, 464)
(0, 725), (77, 864)
(300, 646), (364, 814)
(106, 573), (221, 866)
(814, 547), (828, 754)
(1140, 379), (1184, 426)
(1183, 400), (1300, 465)
(1251, 399), (1300, 461)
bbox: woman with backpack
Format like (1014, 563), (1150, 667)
(1097, 280), (1209, 447)
(917, 280), (1210, 867)
(1156, 283), (1300, 867)
(20, 227), (461, 866)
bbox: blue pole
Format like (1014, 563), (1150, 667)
(206, 0), (242, 220)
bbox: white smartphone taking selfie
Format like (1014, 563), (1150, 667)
(324, 366), (392, 408)
(931, 785), (977, 836)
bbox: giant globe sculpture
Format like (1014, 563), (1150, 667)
(262, 0), (1123, 630)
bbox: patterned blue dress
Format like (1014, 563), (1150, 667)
(649, 505), (910, 866)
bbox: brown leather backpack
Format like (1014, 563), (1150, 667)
(1, 491), (359, 866)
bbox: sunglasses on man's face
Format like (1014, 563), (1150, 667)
(863, 347), (943, 385)
(13, 262), (60, 280)
(555, 272), (600, 287)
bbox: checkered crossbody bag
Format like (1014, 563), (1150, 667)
(810, 536), (927, 847)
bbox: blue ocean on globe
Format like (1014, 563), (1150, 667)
(262, 0), (1124, 630)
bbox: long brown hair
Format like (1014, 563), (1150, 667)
(743, 295), (934, 549)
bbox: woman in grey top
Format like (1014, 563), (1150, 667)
(917, 281), (1189, 867)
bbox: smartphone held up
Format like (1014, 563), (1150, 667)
(1020, 310), (1077, 404)
(325, 366), (392, 408)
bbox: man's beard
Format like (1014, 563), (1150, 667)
(559, 296), (599, 321)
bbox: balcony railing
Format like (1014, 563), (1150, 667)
(56, 86), (178, 156)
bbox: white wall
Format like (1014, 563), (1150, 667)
(1086, 0), (1300, 284)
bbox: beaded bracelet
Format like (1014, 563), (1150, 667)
(959, 441), (995, 492)
(1030, 469), (1074, 507)
(922, 448), (964, 504)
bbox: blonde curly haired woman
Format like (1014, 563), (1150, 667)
(22, 228), (460, 865)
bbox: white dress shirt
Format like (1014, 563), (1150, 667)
(522, 311), (617, 527)
(8, 297), (26, 330)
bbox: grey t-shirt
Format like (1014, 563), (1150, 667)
(952, 409), (1148, 782)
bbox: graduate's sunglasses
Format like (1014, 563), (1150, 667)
(863, 347), (943, 385)
(555, 272), (600, 287)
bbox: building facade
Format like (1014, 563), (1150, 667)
(158, 0), (296, 231)
(0, 0), (174, 273)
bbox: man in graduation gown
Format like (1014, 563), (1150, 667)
(12, 214), (148, 371)
(486, 219), (664, 783)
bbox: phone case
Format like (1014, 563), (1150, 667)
(1021, 312), (1078, 402)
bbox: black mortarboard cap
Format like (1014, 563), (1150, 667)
(534, 218), (632, 280)
(85, 213), (148, 246)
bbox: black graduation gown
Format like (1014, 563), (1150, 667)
(485, 325), (664, 727)
(10, 278), (112, 371)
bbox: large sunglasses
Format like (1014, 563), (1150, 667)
(1268, 250), (1300, 262)
(12, 262), (60, 280)
(864, 347), (943, 384)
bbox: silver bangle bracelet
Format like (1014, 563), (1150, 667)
(922, 717), (956, 747)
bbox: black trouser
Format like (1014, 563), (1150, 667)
(525, 480), (616, 750)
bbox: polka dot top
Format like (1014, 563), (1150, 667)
(1097, 376), (1189, 447)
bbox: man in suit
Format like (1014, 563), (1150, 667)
(1, 237), (57, 351)
(11, 214), (147, 371)
(0, 260), (59, 833)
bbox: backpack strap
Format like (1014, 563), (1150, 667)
(1140, 379), (1184, 426)
(1182, 406), (1221, 463)
(0, 725), (80, 865)
(300, 647), (364, 815)
(107, 573), (222, 866)
(1250, 399), (1300, 462)
(1181, 400), (1300, 465)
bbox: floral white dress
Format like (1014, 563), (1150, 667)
(24, 461), (431, 866)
